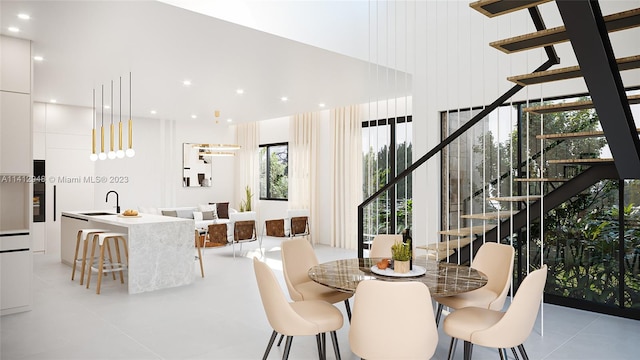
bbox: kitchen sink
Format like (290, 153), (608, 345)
(79, 212), (116, 216)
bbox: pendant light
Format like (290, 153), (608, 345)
(125, 72), (135, 157)
(116, 76), (125, 158)
(107, 80), (116, 159)
(89, 89), (98, 161)
(98, 84), (107, 160)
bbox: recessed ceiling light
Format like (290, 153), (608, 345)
(50, 99), (57, 103)
(319, 103), (326, 108)
(236, 89), (244, 94)
(33, 56), (44, 61)
(8, 27), (19, 33)
(281, 97), (288, 102)
(227, 118), (233, 123)
(17, 13), (30, 20)
(191, 114), (197, 119)
(183, 80), (191, 86)
(150, 110), (157, 115)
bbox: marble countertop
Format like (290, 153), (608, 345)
(62, 210), (193, 227)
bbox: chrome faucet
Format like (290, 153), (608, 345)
(106, 190), (120, 214)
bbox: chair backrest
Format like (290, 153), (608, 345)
(471, 265), (548, 348)
(369, 234), (403, 258)
(265, 219), (286, 237)
(349, 280), (438, 359)
(471, 242), (515, 310)
(285, 209), (309, 236)
(290, 216), (309, 236)
(281, 238), (318, 301)
(234, 220), (256, 241)
(252, 258), (318, 336)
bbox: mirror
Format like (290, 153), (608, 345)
(183, 143), (213, 187)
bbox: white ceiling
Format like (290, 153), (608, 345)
(0, 0), (410, 124)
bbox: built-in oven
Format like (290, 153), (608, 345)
(33, 160), (45, 222)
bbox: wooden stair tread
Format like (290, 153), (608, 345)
(417, 237), (474, 251)
(508, 55), (640, 86)
(536, 128), (640, 140)
(461, 211), (518, 220)
(469, 0), (552, 18)
(523, 95), (640, 114)
(514, 178), (568, 182)
(548, 158), (614, 165)
(491, 8), (640, 53)
(489, 195), (541, 202)
(438, 226), (495, 236)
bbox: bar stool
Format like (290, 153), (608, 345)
(71, 228), (109, 285)
(86, 232), (128, 294)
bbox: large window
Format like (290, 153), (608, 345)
(259, 142), (288, 200)
(362, 116), (413, 242)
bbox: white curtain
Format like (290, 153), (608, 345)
(289, 112), (320, 243)
(331, 105), (363, 249)
(234, 122), (260, 217)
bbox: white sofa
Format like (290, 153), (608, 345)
(138, 205), (241, 242)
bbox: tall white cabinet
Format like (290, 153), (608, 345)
(0, 35), (33, 315)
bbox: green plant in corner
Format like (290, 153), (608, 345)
(391, 240), (411, 261)
(240, 185), (253, 212)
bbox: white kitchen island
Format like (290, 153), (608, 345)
(61, 211), (194, 294)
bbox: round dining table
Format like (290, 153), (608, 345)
(308, 257), (488, 297)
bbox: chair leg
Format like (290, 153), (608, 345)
(330, 331), (341, 360)
(86, 235), (98, 289)
(511, 347), (521, 360)
(463, 341), (473, 360)
(321, 332), (326, 359)
(498, 348), (507, 360)
(448, 337), (458, 360)
(113, 237), (125, 284)
(343, 299), (352, 322)
(435, 303), (444, 326)
(71, 231), (82, 281)
(282, 336), (293, 360)
(79, 236), (90, 286)
(262, 330), (278, 360)
(517, 344), (530, 360)
(277, 333), (285, 346)
(104, 239), (116, 280)
(316, 334), (324, 360)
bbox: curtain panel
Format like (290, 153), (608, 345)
(234, 122), (260, 217)
(289, 112), (320, 243)
(331, 105), (363, 249)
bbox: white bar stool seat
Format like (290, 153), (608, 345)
(71, 228), (109, 285)
(86, 232), (128, 294)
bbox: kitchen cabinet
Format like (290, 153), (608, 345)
(0, 35), (31, 94)
(0, 92), (31, 174)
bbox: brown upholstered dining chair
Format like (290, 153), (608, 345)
(253, 258), (343, 360)
(443, 265), (548, 360)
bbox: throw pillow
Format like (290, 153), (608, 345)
(161, 210), (177, 217)
(199, 204), (218, 219)
(215, 202), (229, 219)
(202, 211), (215, 220)
(193, 211), (203, 221)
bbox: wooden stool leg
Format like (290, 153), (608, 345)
(96, 238), (106, 294)
(105, 239), (117, 280)
(71, 231), (82, 281)
(113, 237), (125, 284)
(86, 235), (98, 289)
(79, 235), (89, 285)
(197, 236), (204, 278)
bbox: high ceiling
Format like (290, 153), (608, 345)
(0, 0), (410, 124)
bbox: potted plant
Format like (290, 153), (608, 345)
(239, 185), (253, 212)
(391, 239), (412, 273)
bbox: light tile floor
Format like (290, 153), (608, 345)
(2, 237), (639, 359)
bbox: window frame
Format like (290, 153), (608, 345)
(259, 142), (289, 201)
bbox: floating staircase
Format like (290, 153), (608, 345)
(434, 0), (640, 264)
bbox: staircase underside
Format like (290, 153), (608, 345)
(449, 164), (620, 264)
